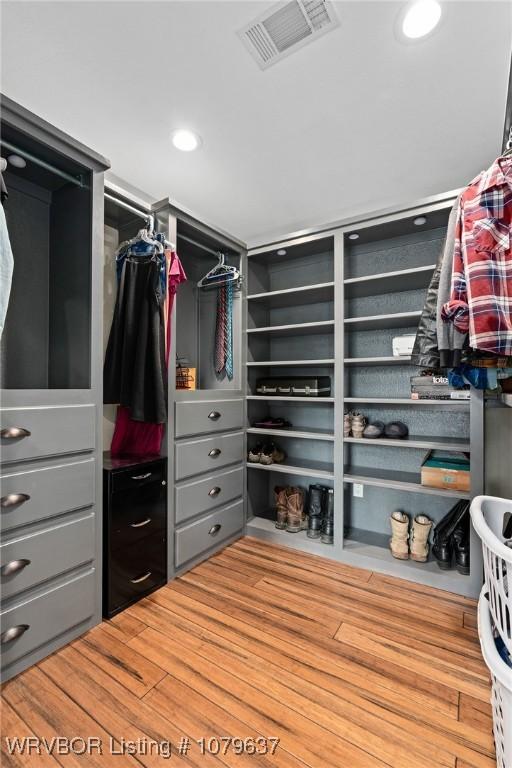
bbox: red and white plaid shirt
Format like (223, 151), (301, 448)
(442, 156), (512, 355)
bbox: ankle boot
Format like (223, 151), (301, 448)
(452, 511), (470, 575)
(390, 510), (410, 560)
(274, 485), (288, 530)
(350, 412), (366, 439)
(286, 487), (305, 533)
(321, 488), (334, 544)
(410, 515), (433, 562)
(432, 500), (469, 570)
(307, 484), (324, 538)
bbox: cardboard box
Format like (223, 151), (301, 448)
(421, 451), (470, 492)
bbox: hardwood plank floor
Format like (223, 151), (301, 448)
(1, 537), (495, 767)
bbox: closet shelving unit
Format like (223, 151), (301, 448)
(244, 193), (484, 596)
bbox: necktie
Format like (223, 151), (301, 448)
(215, 282), (233, 380)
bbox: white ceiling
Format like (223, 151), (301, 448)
(1, 1), (511, 246)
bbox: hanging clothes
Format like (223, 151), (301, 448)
(441, 155), (512, 356)
(0, 202), (14, 338)
(214, 280), (234, 380)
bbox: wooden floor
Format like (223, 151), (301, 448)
(1, 537), (495, 768)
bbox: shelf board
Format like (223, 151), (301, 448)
(344, 264), (435, 298)
(344, 356), (411, 366)
(247, 516), (334, 555)
(247, 320), (334, 337)
(344, 396), (470, 407)
(246, 359), (335, 367)
(344, 311), (421, 332)
(247, 458), (334, 480)
(247, 395), (334, 403)
(247, 282), (334, 308)
(344, 435), (471, 451)
(343, 466), (470, 499)
(247, 426), (335, 441)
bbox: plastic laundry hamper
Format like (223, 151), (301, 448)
(471, 496), (512, 656)
(478, 589), (512, 768)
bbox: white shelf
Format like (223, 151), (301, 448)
(344, 264), (435, 298)
(344, 311), (421, 331)
(344, 466), (470, 499)
(247, 359), (334, 367)
(247, 282), (334, 309)
(344, 435), (471, 451)
(247, 320), (334, 337)
(247, 458), (334, 480)
(344, 356), (411, 366)
(248, 426), (335, 441)
(344, 396), (470, 407)
(247, 395), (334, 403)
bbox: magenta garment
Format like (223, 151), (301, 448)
(110, 252), (186, 457)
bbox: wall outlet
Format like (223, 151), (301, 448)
(353, 483), (364, 498)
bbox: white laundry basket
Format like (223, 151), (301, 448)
(478, 589), (512, 768)
(471, 495), (512, 656)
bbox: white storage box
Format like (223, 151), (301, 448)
(392, 334), (416, 357)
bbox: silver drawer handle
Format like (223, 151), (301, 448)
(208, 411), (221, 421)
(1, 493), (31, 508)
(131, 472), (152, 480)
(208, 487), (221, 497)
(209, 524), (222, 536)
(1, 624), (29, 644)
(208, 449), (221, 458)
(130, 571), (152, 584)
(1, 427), (31, 439)
(130, 518), (151, 528)
(1, 558), (31, 577)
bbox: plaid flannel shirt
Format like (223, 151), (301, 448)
(442, 156), (512, 355)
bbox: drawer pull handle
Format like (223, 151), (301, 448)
(208, 411), (221, 421)
(209, 524), (222, 536)
(130, 518), (151, 528)
(208, 449), (221, 458)
(131, 472), (152, 480)
(130, 571), (152, 584)
(1, 493), (30, 508)
(208, 487), (221, 497)
(1, 558), (31, 577)
(1, 427), (31, 439)
(1, 624), (29, 644)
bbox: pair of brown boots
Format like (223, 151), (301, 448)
(274, 486), (307, 533)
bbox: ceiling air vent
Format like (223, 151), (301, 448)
(238, 0), (340, 70)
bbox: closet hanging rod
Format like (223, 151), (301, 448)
(104, 192), (151, 222)
(0, 139), (87, 188)
(178, 233), (226, 258)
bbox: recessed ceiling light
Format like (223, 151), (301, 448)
(8, 154), (26, 168)
(414, 216), (427, 226)
(348, 233), (359, 240)
(277, 249), (287, 256)
(171, 129), (202, 152)
(401, 0), (442, 40)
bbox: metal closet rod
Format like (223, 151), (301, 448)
(0, 139), (87, 188)
(104, 192), (152, 223)
(178, 233), (228, 258)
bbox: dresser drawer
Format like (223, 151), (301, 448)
(175, 499), (243, 568)
(175, 399), (243, 438)
(1, 514), (95, 601)
(106, 532), (167, 618)
(175, 432), (243, 482)
(0, 405), (95, 464)
(175, 466), (243, 525)
(1, 569), (95, 673)
(1, 458), (95, 533)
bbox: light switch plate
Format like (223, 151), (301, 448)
(353, 483), (364, 498)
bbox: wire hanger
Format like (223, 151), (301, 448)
(502, 125), (512, 157)
(197, 252), (241, 290)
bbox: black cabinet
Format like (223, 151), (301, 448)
(103, 455), (167, 617)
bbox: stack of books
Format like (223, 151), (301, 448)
(410, 373), (470, 400)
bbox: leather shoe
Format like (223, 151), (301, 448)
(432, 500), (469, 570)
(452, 511), (470, 575)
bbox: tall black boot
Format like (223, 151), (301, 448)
(321, 488), (334, 545)
(307, 484), (324, 539)
(432, 500), (469, 570)
(452, 510), (470, 575)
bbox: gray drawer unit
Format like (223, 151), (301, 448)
(1, 458), (95, 533)
(175, 399), (243, 438)
(175, 431), (244, 481)
(1, 569), (95, 674)
(1, 514), (94, 601)
(175, 465), (244, 525)
(0, 405), (95, 464)
(175, 499), (244, 568)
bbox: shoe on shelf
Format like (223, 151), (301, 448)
(350, 412), (367, 439)
(363, 420), (385, 439)
(384, 421), (409, 439)
(410, 515), (433, 562)
(286, 487), (305, 533)
(321, 488), (334, 544)
(343, 411), (352, 438)
(252, 418), (292, 429)
(274, 486), (289, 530)
(432, 500), (469, 570)
(452, 511), (470, 575)
(248, 443), (263, 463)
(307, 484), (324, 538)
(390, 510), (410, 560)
